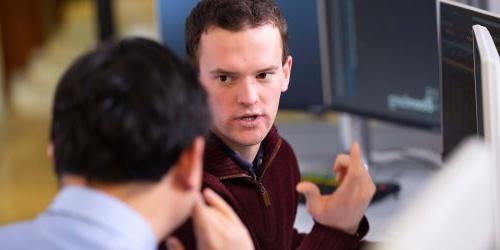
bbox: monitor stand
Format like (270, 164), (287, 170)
(338, 113), (442, 168)
(338, 113), (372, 166)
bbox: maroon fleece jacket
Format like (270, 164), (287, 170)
(164, 125), (369, 250)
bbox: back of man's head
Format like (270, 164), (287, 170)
(51, 37), (210, 183)
(185, 0), (289, 65)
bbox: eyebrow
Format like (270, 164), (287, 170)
(255, 66), (280, 73)
(209, 66), (280, 75)
(209, 69), (238, 76)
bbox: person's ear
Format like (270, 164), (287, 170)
(174, 137), (205, 190)
(281, 55), (293, 92)
(47, 143), (54, 160)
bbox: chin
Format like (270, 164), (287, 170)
(233, 131), (268, 146)
(238, 138), (265, 147)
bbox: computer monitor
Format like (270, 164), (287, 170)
(322, 0), (440, 130)
(439, 0), (500, 158)
(375, 21), (500, 250)
(472, 24), (500, 247)
(473, 25), (498, 143)
(372, 26), (500, 248)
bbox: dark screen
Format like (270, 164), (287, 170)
(327, 0), (440, 130)
(440, 1), (500, 158)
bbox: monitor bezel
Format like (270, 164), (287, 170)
(472, 23), (500, 249)
(438, 0), (500, 158)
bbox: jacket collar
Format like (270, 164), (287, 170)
(204, 125), (282, 179)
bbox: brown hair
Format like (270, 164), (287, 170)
(185, 0), (289, 66)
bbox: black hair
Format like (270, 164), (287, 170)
(50, 37), (210, 183)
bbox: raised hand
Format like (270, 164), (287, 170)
(296, 142), (375, 234)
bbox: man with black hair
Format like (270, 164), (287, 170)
(170, 0), (376, 249)
(0, 38), (253, 250)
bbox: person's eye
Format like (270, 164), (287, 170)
(217, 75), (232, 84)
(256, 72), (273, 80)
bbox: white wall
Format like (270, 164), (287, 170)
(489, 0), (500, 14)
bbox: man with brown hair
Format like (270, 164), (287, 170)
(169, 0), (376, 249)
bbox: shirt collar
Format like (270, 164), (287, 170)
(46, 185), (157, 250)
(203, 126), (282, 179)
(210, 133), (264, 175)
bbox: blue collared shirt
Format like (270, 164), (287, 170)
(0, 186), (157, 250)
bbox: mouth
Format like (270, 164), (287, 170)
(238, 114), (260, 121)
(234, 113), (264, 127)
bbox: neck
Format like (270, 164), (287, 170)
(61, 175), (176, 241)
(215, 136), (261, 162)
(233, 143), (260, 163)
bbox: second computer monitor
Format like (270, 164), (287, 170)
(440, 0), (500, 158)
(324, 0), (440, 130)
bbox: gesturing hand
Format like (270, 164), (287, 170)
(193, 188), (254, 250)
(296, 142), (376, 234)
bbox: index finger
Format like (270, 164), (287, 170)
(350, 142), (367, 171)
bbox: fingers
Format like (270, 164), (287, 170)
(202, 188), (240, 222)
(192, 188), (254, 250)
(332, 142), (370, 186)
(333, 142), (364, 170)
(333, 154), (350, 172)
(307, 142), (375, 234)
(350, 142), (364, 170)
(193, 192), (206, 220)
(350, 142), (361, 159)
(333, 154), (350, 183)
(166, 237), (185, 250)
(296, 181), (323, 215)
(343, 142), (376, 199)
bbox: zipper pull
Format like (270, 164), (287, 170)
(259, 183), (271, 207)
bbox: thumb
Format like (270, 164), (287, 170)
(192, 192), (207, 223)
(166, 237), (185, 250)
(296, 181), (323, 215)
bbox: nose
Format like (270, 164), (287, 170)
(237, 78), (258, 106)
